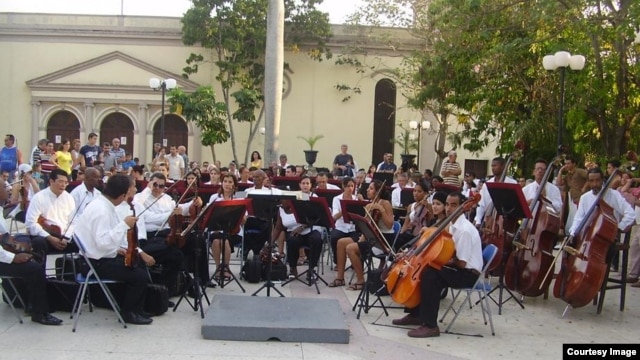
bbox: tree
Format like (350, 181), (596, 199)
(180, 0), (332, 164)
(167, 87), (229, 160)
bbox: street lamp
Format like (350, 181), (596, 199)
(149, 78), (177, 147)
(409, 120), (431, 169)
(542, 51), (585, 155)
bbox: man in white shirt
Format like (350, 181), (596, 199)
(392, 192), (483, 338)
(74, 174), (151, 325)
(569, 168), (635, 237)
(474, 157), (518, 227)
(164, 146), (185, 181)
(69, 167), (102, 217)
(391, 172), (410, 208)
(521, 159), (563, 213)
(26, 168), (79, 256)
(315, 172), (340, 190)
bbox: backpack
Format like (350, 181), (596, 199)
(242, 256), (263, 283)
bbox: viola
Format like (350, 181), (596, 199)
(384, 193), (480, 308)
(1, 233), (33, 254)
(124, 200), (140, 268)
(551, 169), (619, 308)
(504, 156), (561, 296)
(37, 215), (70, 240)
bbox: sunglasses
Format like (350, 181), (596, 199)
(152, 183), (166, 189)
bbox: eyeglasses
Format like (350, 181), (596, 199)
(152, 183), (166, 189)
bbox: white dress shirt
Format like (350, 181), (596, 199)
(332, 193), (356, 233)
(450, 214), (483, 273)
(474, 176), (517, 225)
(25, 187), (77, 238)
(245, 186), (283, 195)
(70, 182), (102, 217)
(569, 189), (636, 236)
(115, 200), (147, 242)
(522, 180), (563, 214)
(0, 247), (15, 264)
(132, 188), (191, 232)
(73, 195), (130, 260)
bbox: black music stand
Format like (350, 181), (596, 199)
(172, 201), (211, 318)
(314, 189), (342, 208)
(340, 199), (368, 222)
(281, 198), (334, 293)
(400, 188), (414, 208)
(483, 182), (531, 314)
(373, 172), (393, 186)
(433, 182), (461, 194)
(202, 199), (252, 292)
(272, 176), (301, 190)
(248, 194), (297, 297)
(348, 213), (395, 319)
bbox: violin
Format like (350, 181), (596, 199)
(504, 156), (561, 296)
(384, 193), (480, 308)
(1, 233), (33, 255)
(124, 199), (140, 268)
(166, 179), (198, 248)
(37, 215), (70, 240)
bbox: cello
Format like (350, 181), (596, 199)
(384, 193), (480, 308)
(481, 150), (520, 274)
(504, 157), (561, 296)
(550, 169), (619, 309)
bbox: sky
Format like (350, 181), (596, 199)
(0, 0), (365, 24)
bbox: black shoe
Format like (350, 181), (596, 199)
(167, 301), (175, 308)
(122, 311), (153, 325)
(32, 313), (63, 326)
(138, 310), (154, 319)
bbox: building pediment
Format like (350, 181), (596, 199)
(26, 51), (199, 94)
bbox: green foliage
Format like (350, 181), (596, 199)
(390, 122), (418, 154)
(180, 0), (332, 163)
(297, 134), (324, 150)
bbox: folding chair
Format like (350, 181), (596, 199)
(439, 244), (498, 336)
(70, 235), (127, 332)
(0, 276), (26, 323)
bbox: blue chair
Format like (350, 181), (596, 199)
(439, 244), (498, 336)
(70, 235), (127, 332)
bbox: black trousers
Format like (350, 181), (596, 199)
(87, 255), (148, 313)
(30, 235), (80, 268)
(0, 260), (48, 315)
(329, 229), (359, 264)
(408, 266), (478, 328)
(139, 237), (184, 292)
(286, 230), (323, 269)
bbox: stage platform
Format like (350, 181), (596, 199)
(202, 294), (349, 344)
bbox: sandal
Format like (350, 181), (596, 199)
(328, 279), (345, 287)
(297, 256), (307, 266)
(223, 271), (233, 280)
(347, 283), (364, 291)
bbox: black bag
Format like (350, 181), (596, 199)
(144, 283), (169, 316)
(55, 254), (84, 281)
(262, 259), (288, 281)
(242, 257), (263, 283)
(2, 277), (28, 308)
(367, 268), (389, 296)
(46, 279), (79, 312)
(89, 282), (126, 310)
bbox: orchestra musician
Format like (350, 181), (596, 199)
(133, 172), (204, 283)
(69, 167), (102, 217)
(73, 174), (152, 325)
(392, 192), (483, 338)
(569, 168), (635, 238)
(328, 180), (393, 290)
(6, 164), (39, 222)
(243, 169), (282, 260)
(395, 188), (447, 251)
(25, 168), (79, 258)
(207, 174), (246, 281)
(473, 157), (517, 228)
(522, 159), (562, 213)
(329, 177), (361, 269)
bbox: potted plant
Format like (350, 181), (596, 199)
(298, 134), (324, 168)
(390, 123), (418, 171)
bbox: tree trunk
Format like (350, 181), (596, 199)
(264, 0), (285, 166)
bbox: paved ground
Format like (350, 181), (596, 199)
(1, 250), (639, 360)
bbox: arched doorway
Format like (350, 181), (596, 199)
(46, 110), (80, 146)
(152, 114), (188, 152)
(371, 79), (396, 166)
(100, 113), (134, 155)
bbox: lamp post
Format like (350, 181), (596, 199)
(542, 51), (585, 155)
(409, 120), (431, 170)
(149, 78), (177, 147)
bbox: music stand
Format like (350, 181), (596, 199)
(373, 172), (393, 185)
(433, 182), (461, 194)
(482, 182), (531, 314)
(400, 188), (414, 208)
(201, 199), (252, 292)
(247, 194), (297, 297)
(272, 176), (301, 191)
(314, 189), (342, 208)
(347, 213), (394, 318)
(281, 198), (334, 293)
(340, 199), (369, 223)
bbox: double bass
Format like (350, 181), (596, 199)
(504, 157), (561, 296)
(384, 194), (480, 308)
(550, 169), (619, 309)
(481, 151), (519, 273)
